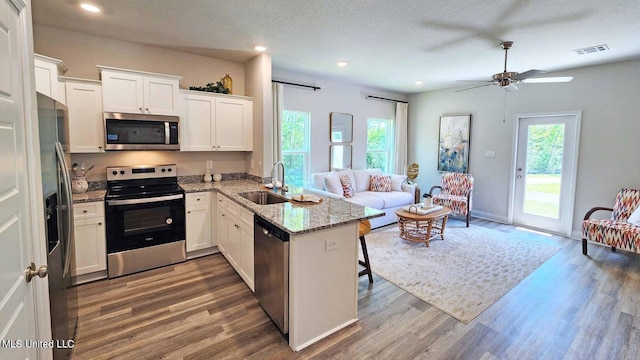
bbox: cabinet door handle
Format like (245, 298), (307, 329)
(83, 210), (88, 213)
(139, 107), (143, 111)
(187, 211), (191, 214)
(98, 222), (102, 225)
(98, 146), (102, 149)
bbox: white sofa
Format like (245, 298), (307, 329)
(310, 169), (416, 228)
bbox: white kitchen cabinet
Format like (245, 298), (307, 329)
(72, 202), (107, 284)
(180, 90), (253, 151)
(186, 192), (212, 253)
(238, 218), (254, 290)
(98, 66), (181, 116)
(216, 194), (228, 255)
(217, 193), (254, 291)
(34, 53), (67, 102)
(61, 78), (104, 153)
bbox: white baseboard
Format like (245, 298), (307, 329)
(470, 210), (509, 224)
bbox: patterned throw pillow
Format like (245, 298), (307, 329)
(340, 175), (355, 198)
(370, 175), (392, 192)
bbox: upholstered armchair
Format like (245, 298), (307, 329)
(429, 172), (474, 227)
(582, 188), (640, 255)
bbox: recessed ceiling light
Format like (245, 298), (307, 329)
(415, 81), (423, 85)
(80, 3), (101, 13)
(254, 45), (267, 52)
(337, 61), (348, 67)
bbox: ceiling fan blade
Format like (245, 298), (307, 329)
(456, 80), (494, 83)
(512, 69), (546, 81)
(521, 76), (574, 83)
(455, 83), (495, 93)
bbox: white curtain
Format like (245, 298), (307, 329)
(393, 102), (408, 175)
(272, 82), (284, 164)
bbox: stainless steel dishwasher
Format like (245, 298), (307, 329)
(254, 215), (290, 334)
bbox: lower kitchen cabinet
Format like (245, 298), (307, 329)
(217, 194), (229, 255)
(72, 202), (107, 284)
(217, 193), (254, 291)
(185, 192), (212, 255)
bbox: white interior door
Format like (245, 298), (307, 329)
(0, 0), (39, 359)
(512, 112), (581, 236)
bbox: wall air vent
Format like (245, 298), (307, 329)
(574, 44), (609, 55)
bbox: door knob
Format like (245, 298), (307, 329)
(25, 262), (48, 283)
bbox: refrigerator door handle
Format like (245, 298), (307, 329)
(55, 142), (74, 277)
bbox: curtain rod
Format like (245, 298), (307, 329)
(272, 80), (321, 91)
(365, 94), (408, 104)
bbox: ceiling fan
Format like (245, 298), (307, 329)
(456, 41), (573, 92)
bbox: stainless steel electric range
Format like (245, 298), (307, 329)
(105, 164), (186, 278)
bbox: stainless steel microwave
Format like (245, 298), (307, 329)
(104, 112), (180, 150)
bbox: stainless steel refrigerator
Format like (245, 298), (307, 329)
(37, 93), (77, 359)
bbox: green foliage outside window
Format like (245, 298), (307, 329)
(526, 124), (564, 174)
(366, 119), (392, 172)
(281, 111), (309, 188)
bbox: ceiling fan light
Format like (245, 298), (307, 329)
(522, 76), (574, 83)
(504, 83), (519, 92)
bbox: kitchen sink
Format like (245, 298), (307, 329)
(239, 191), (289, 205)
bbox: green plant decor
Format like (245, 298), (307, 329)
(189, 81), (230, 94)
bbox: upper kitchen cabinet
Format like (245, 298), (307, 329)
(98, 66), (181, 116)
(60, 77), (104, 153)
(34, 54), (68, 103)
(180, 90), (253, 151)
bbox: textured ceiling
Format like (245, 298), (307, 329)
(31, 0), (640, 94)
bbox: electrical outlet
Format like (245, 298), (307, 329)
(325, 239), (339, 252)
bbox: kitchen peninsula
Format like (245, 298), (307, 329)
(182, 180), (384, 351)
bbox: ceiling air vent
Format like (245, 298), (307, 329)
(574, 44), (609, 55)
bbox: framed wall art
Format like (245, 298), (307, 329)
(437, 114), (471, 173)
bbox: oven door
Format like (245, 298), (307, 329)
(105, 194), (185, 253)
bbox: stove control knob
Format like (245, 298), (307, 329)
(120, 170), (125, 175)
(161, 168), (166, 172)
(112, 171), (117, 176)
(165, 217), (173, 225)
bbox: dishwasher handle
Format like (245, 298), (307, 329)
(254, 215), (290, 242)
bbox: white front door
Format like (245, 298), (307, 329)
(0, 1), (40, 359)
(512, 112), (581, 236)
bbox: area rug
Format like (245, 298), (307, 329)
(362, 225), (562, 323)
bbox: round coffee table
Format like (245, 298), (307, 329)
(395, 206), (451, 246)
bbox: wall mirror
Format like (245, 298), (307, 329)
(330, 145), (352, 171)
(330, 112), (353, 143)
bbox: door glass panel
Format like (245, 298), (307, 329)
(523, 124), (565, 218)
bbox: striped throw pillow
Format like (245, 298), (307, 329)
(370, 175), (391, 192)
(340, 175), (355, 198)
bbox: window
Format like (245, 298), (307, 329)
(281, 110), (310, 189)
(367, 118), (394, 172)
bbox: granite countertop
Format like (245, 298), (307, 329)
(183, 180), (384, 235)
(72, 190), (106, 204)
(72, 180), (384, 235)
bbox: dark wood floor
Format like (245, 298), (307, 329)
(69, 218), (640, 359)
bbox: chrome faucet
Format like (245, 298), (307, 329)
(271, 161), (288, 195)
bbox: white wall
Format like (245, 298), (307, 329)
(245, 53), (273, 178)
(408, 58), (640, 235)
(272, 68), (408, 178)
(33, 25), (246, 94)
